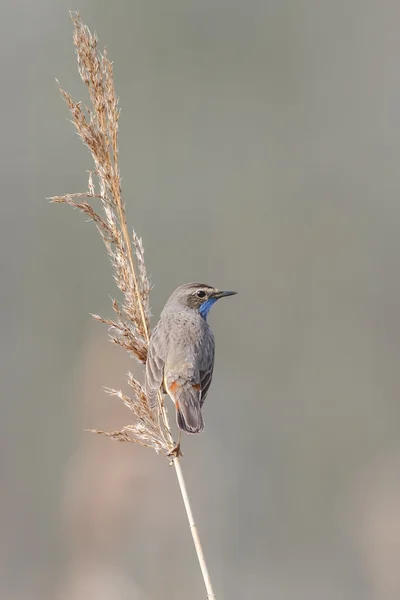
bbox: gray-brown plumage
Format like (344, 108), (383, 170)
(145, 283), (236, 434)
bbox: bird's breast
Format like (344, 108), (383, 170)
(162, 310), (213, 365)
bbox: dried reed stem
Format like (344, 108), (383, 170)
(51, 12), (216, 599)
(174, 457), (216, 599)
(160, 400), (216, 599)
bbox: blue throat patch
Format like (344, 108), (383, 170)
(199, 297), (218, 320)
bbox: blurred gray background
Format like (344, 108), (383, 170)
(2, 0), (400, 598)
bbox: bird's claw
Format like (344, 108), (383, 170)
(168, 442), (183, 461)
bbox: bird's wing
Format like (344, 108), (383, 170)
(145, 323), (166, 409)
(199, 332), (215, 407)
(199, 363), (214, 407)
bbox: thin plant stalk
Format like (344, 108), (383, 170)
(51, 12), (216, 599)
(161, 401), (216, 600)
(174, 454), (216, 599)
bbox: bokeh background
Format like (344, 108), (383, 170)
(3, 1), (400, 598)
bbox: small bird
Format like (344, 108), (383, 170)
(145, 283), (236, 443)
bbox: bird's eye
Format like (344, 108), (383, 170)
(196, 290), (207, 298)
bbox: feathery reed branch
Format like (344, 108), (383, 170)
(51, 12), (216, 599)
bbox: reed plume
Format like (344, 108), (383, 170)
(51, 12), (216, 599)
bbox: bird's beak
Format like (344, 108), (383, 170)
(213, 290), (237, 299)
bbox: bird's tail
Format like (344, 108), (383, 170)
(176, 402), (204, 434)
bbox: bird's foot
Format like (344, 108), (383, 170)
(168, 441), (183, 461)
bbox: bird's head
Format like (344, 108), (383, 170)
(168, 283), (237, 320)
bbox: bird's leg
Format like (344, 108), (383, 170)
(168, 429), (182, 459)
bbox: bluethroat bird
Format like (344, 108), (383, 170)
(145, 283), (236, 447)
